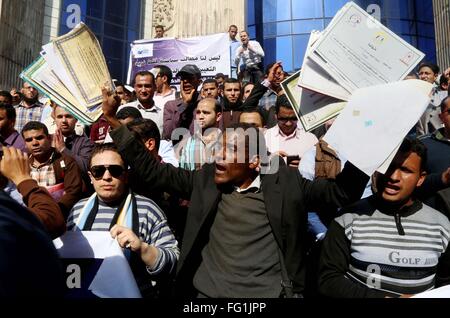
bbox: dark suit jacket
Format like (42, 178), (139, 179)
(111, 125), (368, 298)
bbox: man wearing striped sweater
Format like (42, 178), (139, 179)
(319, 137), (450, 298)
(67, 143), (179, 298)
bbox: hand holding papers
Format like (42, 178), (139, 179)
(20, 23), (113, 125)
(54, 231), (142, 298)
(323, 80), (433, 176)
(293, 2), (425, 133)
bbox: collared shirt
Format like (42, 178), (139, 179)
(118, 100), (164, 135)
(61, 133), (95, 174)
(235, 175), (261, 193)
(265, 126), (318, 158)
(154, 89), (177, 110)
(1, 131), (26, 153)
(235, 40), (265, 68)
(14, 101), (44, 133)
(179, 129), (220, 171)
(30, 152), (57, 188)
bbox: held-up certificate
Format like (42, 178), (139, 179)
(309, 1), (425, 94)
(298, 31), (351, 101)
(20, 57), (103, 124)
(51, 22), (113, 108)
(282, 71), (346, 132)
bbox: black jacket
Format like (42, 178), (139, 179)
(0, 191), (65, 297)
(111, 125), (369, 298)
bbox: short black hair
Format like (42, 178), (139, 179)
(116, 107), (143, 121)
(89, 143), (127, 168)
(22, 121), (49, 137)
(398, 137), (428, 172)
(239, 108), (266, 127)
(132, 71), (155, 86)
(127, 118), (161, 151)
(275, 94), (292, 114)
(154, 65), (173, 84)
(440, 96), (450, 113)
(418, 62), (440, 75)
(223, 78), (241, 89)
(203, 79), (218, 87)
(0, 91), (12, 104)
(265, 62), (284, 76)
(0, 103), (16, 121)
(223, 123), (268, 163)
(155, 25), (164, 30)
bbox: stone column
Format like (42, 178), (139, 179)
(433, 0), (450, 69)
(150, 0), (246, 39)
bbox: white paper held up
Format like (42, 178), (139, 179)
(54, 231), (142, 298)
(323, 80), (432, 176)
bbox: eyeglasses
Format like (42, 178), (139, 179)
(90, 165), (126, 180)
(278, 117), (298, 123)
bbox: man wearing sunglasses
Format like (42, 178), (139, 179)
(264, 94), (318, 168)
(67, 143), (179, 298)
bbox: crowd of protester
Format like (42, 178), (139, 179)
(1, 24), (450, 299)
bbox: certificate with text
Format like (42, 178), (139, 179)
(309, 2), (425, 93)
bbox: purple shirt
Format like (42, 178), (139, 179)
(2, 131), (27, 153)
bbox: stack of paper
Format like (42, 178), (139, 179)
(281, 1), (433, 176)
(284, 1), (426, 134)
(20, 23), (113, 125)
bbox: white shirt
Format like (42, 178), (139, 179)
(154, 89), (177, 111)
(264, 126), (318, 159)
(118, 100), (164, 135)
(235, 40), (265, 68)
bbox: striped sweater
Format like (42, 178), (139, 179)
(67, 194), (179, 277)
(319, 197), (450, 298)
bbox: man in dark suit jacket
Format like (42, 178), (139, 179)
(104, 84), (369, 297)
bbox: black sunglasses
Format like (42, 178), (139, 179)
(90, 165), (126, 180)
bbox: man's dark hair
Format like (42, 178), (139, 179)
(440, 75), (448, 88)
(265, 62), (284, 76)
(155, 25), (164, 30)
(0, 91), (12, 104)
(275, 94), (292, 114)
(398, 137), (428, 172)
(116, 107), (143, 121)
(440, 96), (450, 113)
(228, 25), (238, 31)
(127, 118), (161, 151)
(239, 109), (266, 127)
(132, 71), (155, 86)
(0, 103), (16, 121)
(155, 65), (173, 84)
(418, 62), (440, 75)
(222, 123), (268, 165)
(223, 78), (241, 89)
(22, 121), (49, 137)
(203, 79), (218, 88)
(89, 143), (127, 168)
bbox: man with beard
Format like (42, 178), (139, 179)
(220, 62), (282, 129)
(14, 82), (44, 133)
(319, 138), (450, 298)
(53, 105), (95, 187)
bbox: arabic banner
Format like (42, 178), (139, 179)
(127, 33), (231, 85)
